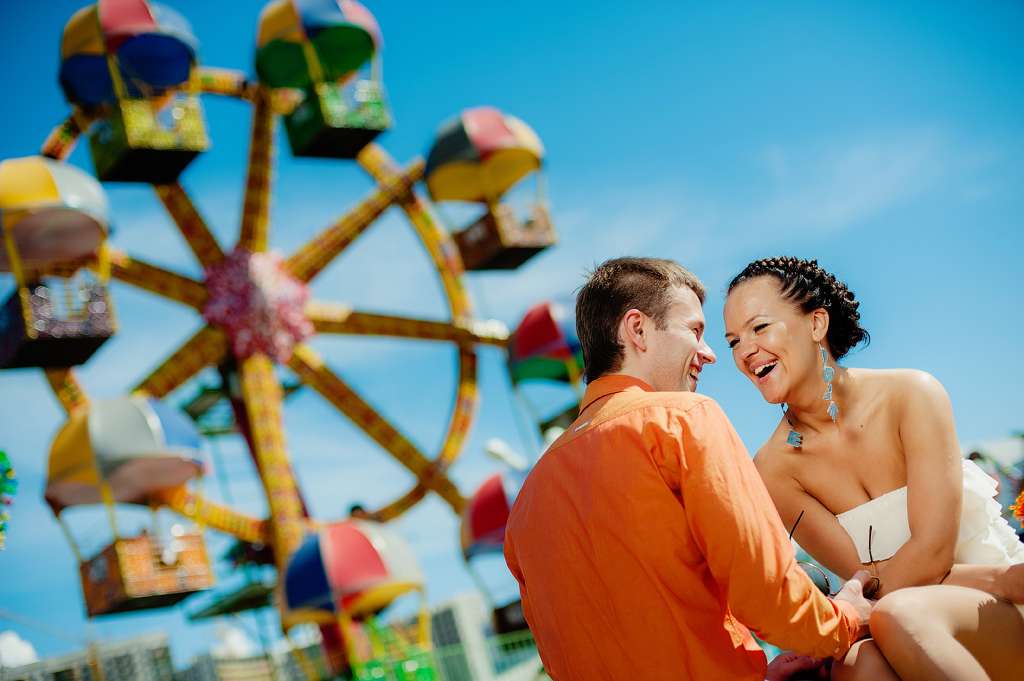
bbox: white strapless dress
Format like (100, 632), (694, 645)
(836, 459), (1024, 616)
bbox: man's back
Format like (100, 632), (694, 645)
(504, 376), (857, 681)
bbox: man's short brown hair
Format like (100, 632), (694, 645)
(576, 257), (705, 383)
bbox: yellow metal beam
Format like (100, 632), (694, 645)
(44, 368), (90, 415)
(237, 88), (276, 253)
(239, 354), (307, 572)
(40, 110), (95, 161)
(288, 344), (465, 514)
(157, 486), (270, 545)
(284, 160), (424, 282)
(370, 348), (478, 522)
(306, 302), (508, 347)
(155, 183), (225, 268)
(108, 248), (208, 310)
(356, 144), (472, 319)
(132, 326), (228, 399)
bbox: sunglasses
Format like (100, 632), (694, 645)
(788, 510), (880, 599)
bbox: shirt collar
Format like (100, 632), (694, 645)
(579, 374), (655, 414)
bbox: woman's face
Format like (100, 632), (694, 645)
(723, 276), (820, 405)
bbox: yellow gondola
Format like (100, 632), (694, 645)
(0, 156), (115, 369)
(425, 107), (556, 270)
(46, 396), (214, 616)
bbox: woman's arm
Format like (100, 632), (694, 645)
(756, 451), (864, 581)
(942, 563), (1024, 602)
(873, 371), (962, 595)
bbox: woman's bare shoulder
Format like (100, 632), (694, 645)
(753, 430), (798, 482)
(850, 366), (941, 385)
(850, 367), (949, 404)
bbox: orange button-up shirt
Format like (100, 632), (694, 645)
(504, 375), (859, 681)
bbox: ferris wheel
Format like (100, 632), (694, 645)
(0, 0), (556, 676)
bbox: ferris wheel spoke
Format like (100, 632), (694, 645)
(132, 326), (228, 399)
(284, 159), (425, 282)
(40, 110), (95, 161)
(357, 144), (473, 319)
(369, 488), (428, 522)
(306, 302), (508, 347)
(237, 88), (276, 253)
(155, 183), (225, 268)
(238, 354), (307, 568)
(288, 344), (466, 512)
(368, 348), (478, 521)
(43, 367), (90, 414)
(108, 248), (208, 310)
(155, 486), (271, 545)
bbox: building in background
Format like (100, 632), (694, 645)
(429, 592), (542, 681)
(173, 653), (275, 681)
(2, 594), (543, 681)
(3, 632), (173, 681)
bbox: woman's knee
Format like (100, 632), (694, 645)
(832, 640), (894, 681)
(869, 588), (934, 643)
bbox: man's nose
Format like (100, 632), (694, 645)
(700, 340), (717, 365)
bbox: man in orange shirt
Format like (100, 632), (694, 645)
(504, 257), (872, 681)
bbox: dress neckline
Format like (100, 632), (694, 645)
(835, 485), (908, 520)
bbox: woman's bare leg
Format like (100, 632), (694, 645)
(870, 584), (1024, 681)
(831, 640), (900, 681)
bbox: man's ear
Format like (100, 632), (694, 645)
(619, 308), (647, 353)
(810, 308), (830, 344)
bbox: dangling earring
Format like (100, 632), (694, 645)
(820, 344), (838, 422)
(783, 404), (802, 448)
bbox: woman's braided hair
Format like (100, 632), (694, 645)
(727, 256), (869, 359)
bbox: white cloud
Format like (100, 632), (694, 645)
(748, 129), (947, 234)
(211, 624), (257, 660)
(269, 623), (321, 657)
(0, 631), (39, 668)
(463, 126), (988, 320)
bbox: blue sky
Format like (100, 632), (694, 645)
(1, 0), (1023, 668)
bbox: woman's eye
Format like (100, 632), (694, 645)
(727, 338), (739, 349)
(753, 323), (768, 333)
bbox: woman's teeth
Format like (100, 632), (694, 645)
(753, 361), (778, 378)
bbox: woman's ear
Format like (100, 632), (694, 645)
(619, 308), (647, 353)
(810, 308), (830, 344)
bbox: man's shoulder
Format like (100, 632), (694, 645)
(560, 391), (729, 444)
(607, 389), (720, 416)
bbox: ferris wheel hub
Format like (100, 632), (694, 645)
(202, 248), (313, 362)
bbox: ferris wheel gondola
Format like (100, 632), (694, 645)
(257, 0), (389, 158)
(0, 156), (115, 369)
(45, 395), (214, 616)
(425, 106), (556, 271)
(59, 0), (209, 183)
